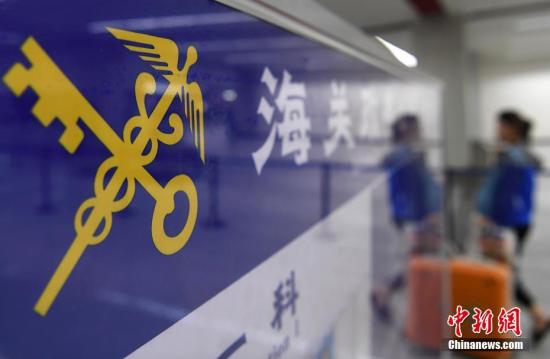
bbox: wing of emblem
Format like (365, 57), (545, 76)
(182, 63), (205, 163)
(107, 27), (205, 163)
(107, 27), (180, 80)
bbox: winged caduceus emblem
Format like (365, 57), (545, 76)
(3, 27), (207, 315)
(108, 27), (206, 162)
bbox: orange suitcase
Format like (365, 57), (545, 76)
(406, 255), (447, 350)
(450, 259), (511, 359)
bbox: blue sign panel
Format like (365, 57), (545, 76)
(0, 0), (441, 357)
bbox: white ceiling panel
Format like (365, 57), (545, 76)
(441, 0), (550, 15)
(466, 9), (550, 62)
(315, 0), (417, 28)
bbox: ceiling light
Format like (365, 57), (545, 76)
(375, 36), (418, 68)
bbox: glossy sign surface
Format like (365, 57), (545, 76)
(0, 0), (441, 357)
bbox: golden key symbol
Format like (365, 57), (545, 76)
(2, 28), (206, 316)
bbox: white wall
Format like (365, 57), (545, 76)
(380, 22), (471, 168)
(478, 60), (550, 141)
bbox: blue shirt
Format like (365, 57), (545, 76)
(477, 145), (540, 226)
(383, 145), (441, 223)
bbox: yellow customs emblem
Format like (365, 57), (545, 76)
(2, 28), (205, 316)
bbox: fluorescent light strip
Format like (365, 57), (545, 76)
(375, 36), (418, 68)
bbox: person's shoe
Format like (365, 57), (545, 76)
(370, 290), (392, 323)
(532, 320), (550, 346)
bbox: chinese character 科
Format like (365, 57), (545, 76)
(324, 82), (355, 156)
(271, 270), (299, 331)
(447, 305), (470, 338)
(252, 68), (311, 175)
(472, 307), (494, 335)
(498, 307), (522, 336)
(358, 87), (385, 139)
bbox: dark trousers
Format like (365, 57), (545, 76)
(513, 224), (530, 256)
(512, 224), (534, 308)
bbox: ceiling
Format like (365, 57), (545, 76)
(465, 9), (550, 63)
(316, 0), (550, 27)
(441, 0), (550, 16)
(455, 0), (550, 63)
(316, 0), (550, 63)
(315, 0), (417, 28)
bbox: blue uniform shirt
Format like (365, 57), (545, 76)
(477, 145), (540, 227)
(383, 145), (441, 223)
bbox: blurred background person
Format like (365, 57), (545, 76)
(516, 117), (543, 255)
(371, 114), (441, 321)
(476, 110), (549, 343)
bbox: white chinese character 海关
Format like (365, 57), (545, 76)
(252, 67), (311, 175)
(324, 82), (354, 156)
